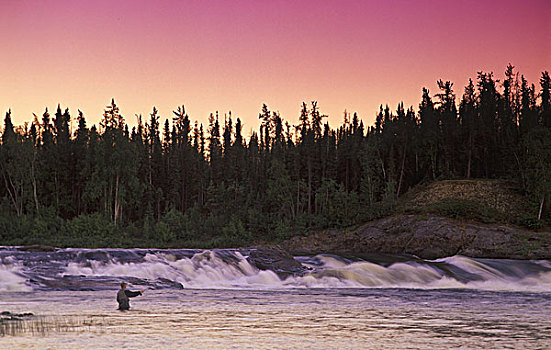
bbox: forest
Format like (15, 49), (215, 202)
(0, 65), (550, 247)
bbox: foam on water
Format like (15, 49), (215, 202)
(58, 250), (551, 292)
(285, 256), (460, 289)
(0, 264), (32, 292)
(64, 250), (283, 289)
(1, 247), (550, 292)
(433, 255), (551, 292)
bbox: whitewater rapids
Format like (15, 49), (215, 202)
(1, 247), (550, 292)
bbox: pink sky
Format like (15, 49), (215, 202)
(1, 0), (549, 134)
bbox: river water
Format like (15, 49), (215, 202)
(1, 247), (550, 349)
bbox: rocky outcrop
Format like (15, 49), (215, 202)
(0, 311), (34, 320)
(247, 247), (308, 278)
(281, 215), (551, 260)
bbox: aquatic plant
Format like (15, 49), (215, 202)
(0, 314), (104, 337)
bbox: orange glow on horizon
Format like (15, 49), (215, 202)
(0, 0), (549, 134)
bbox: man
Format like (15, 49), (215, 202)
(117, 282), (144, 311)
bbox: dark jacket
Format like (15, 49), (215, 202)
(117, 289), (142, 310)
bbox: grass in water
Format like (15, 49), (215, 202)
(0, 315), (105, 337)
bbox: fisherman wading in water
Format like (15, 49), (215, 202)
(117, 282), (144, 311)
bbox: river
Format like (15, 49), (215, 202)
(1, 247), (550, 349)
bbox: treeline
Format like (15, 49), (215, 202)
(0, 65), (550, 247)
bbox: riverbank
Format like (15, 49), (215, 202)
(277, 179), (549, 260)
(281, 214), (551, 260)
(16, 212), (550, 261)
(5, 180), (549, 260)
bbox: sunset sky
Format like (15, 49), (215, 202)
(1, 0), (549, 134)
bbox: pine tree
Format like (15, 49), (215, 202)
(0, 110), (33, 216)
(476, 72), (501, 177)
(73, 110), (89, 215)
(419, 88), (438, 179)
(459, 79), (477, 178)
(435, 80), (458, 176)
(540, 71), (551, 128)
